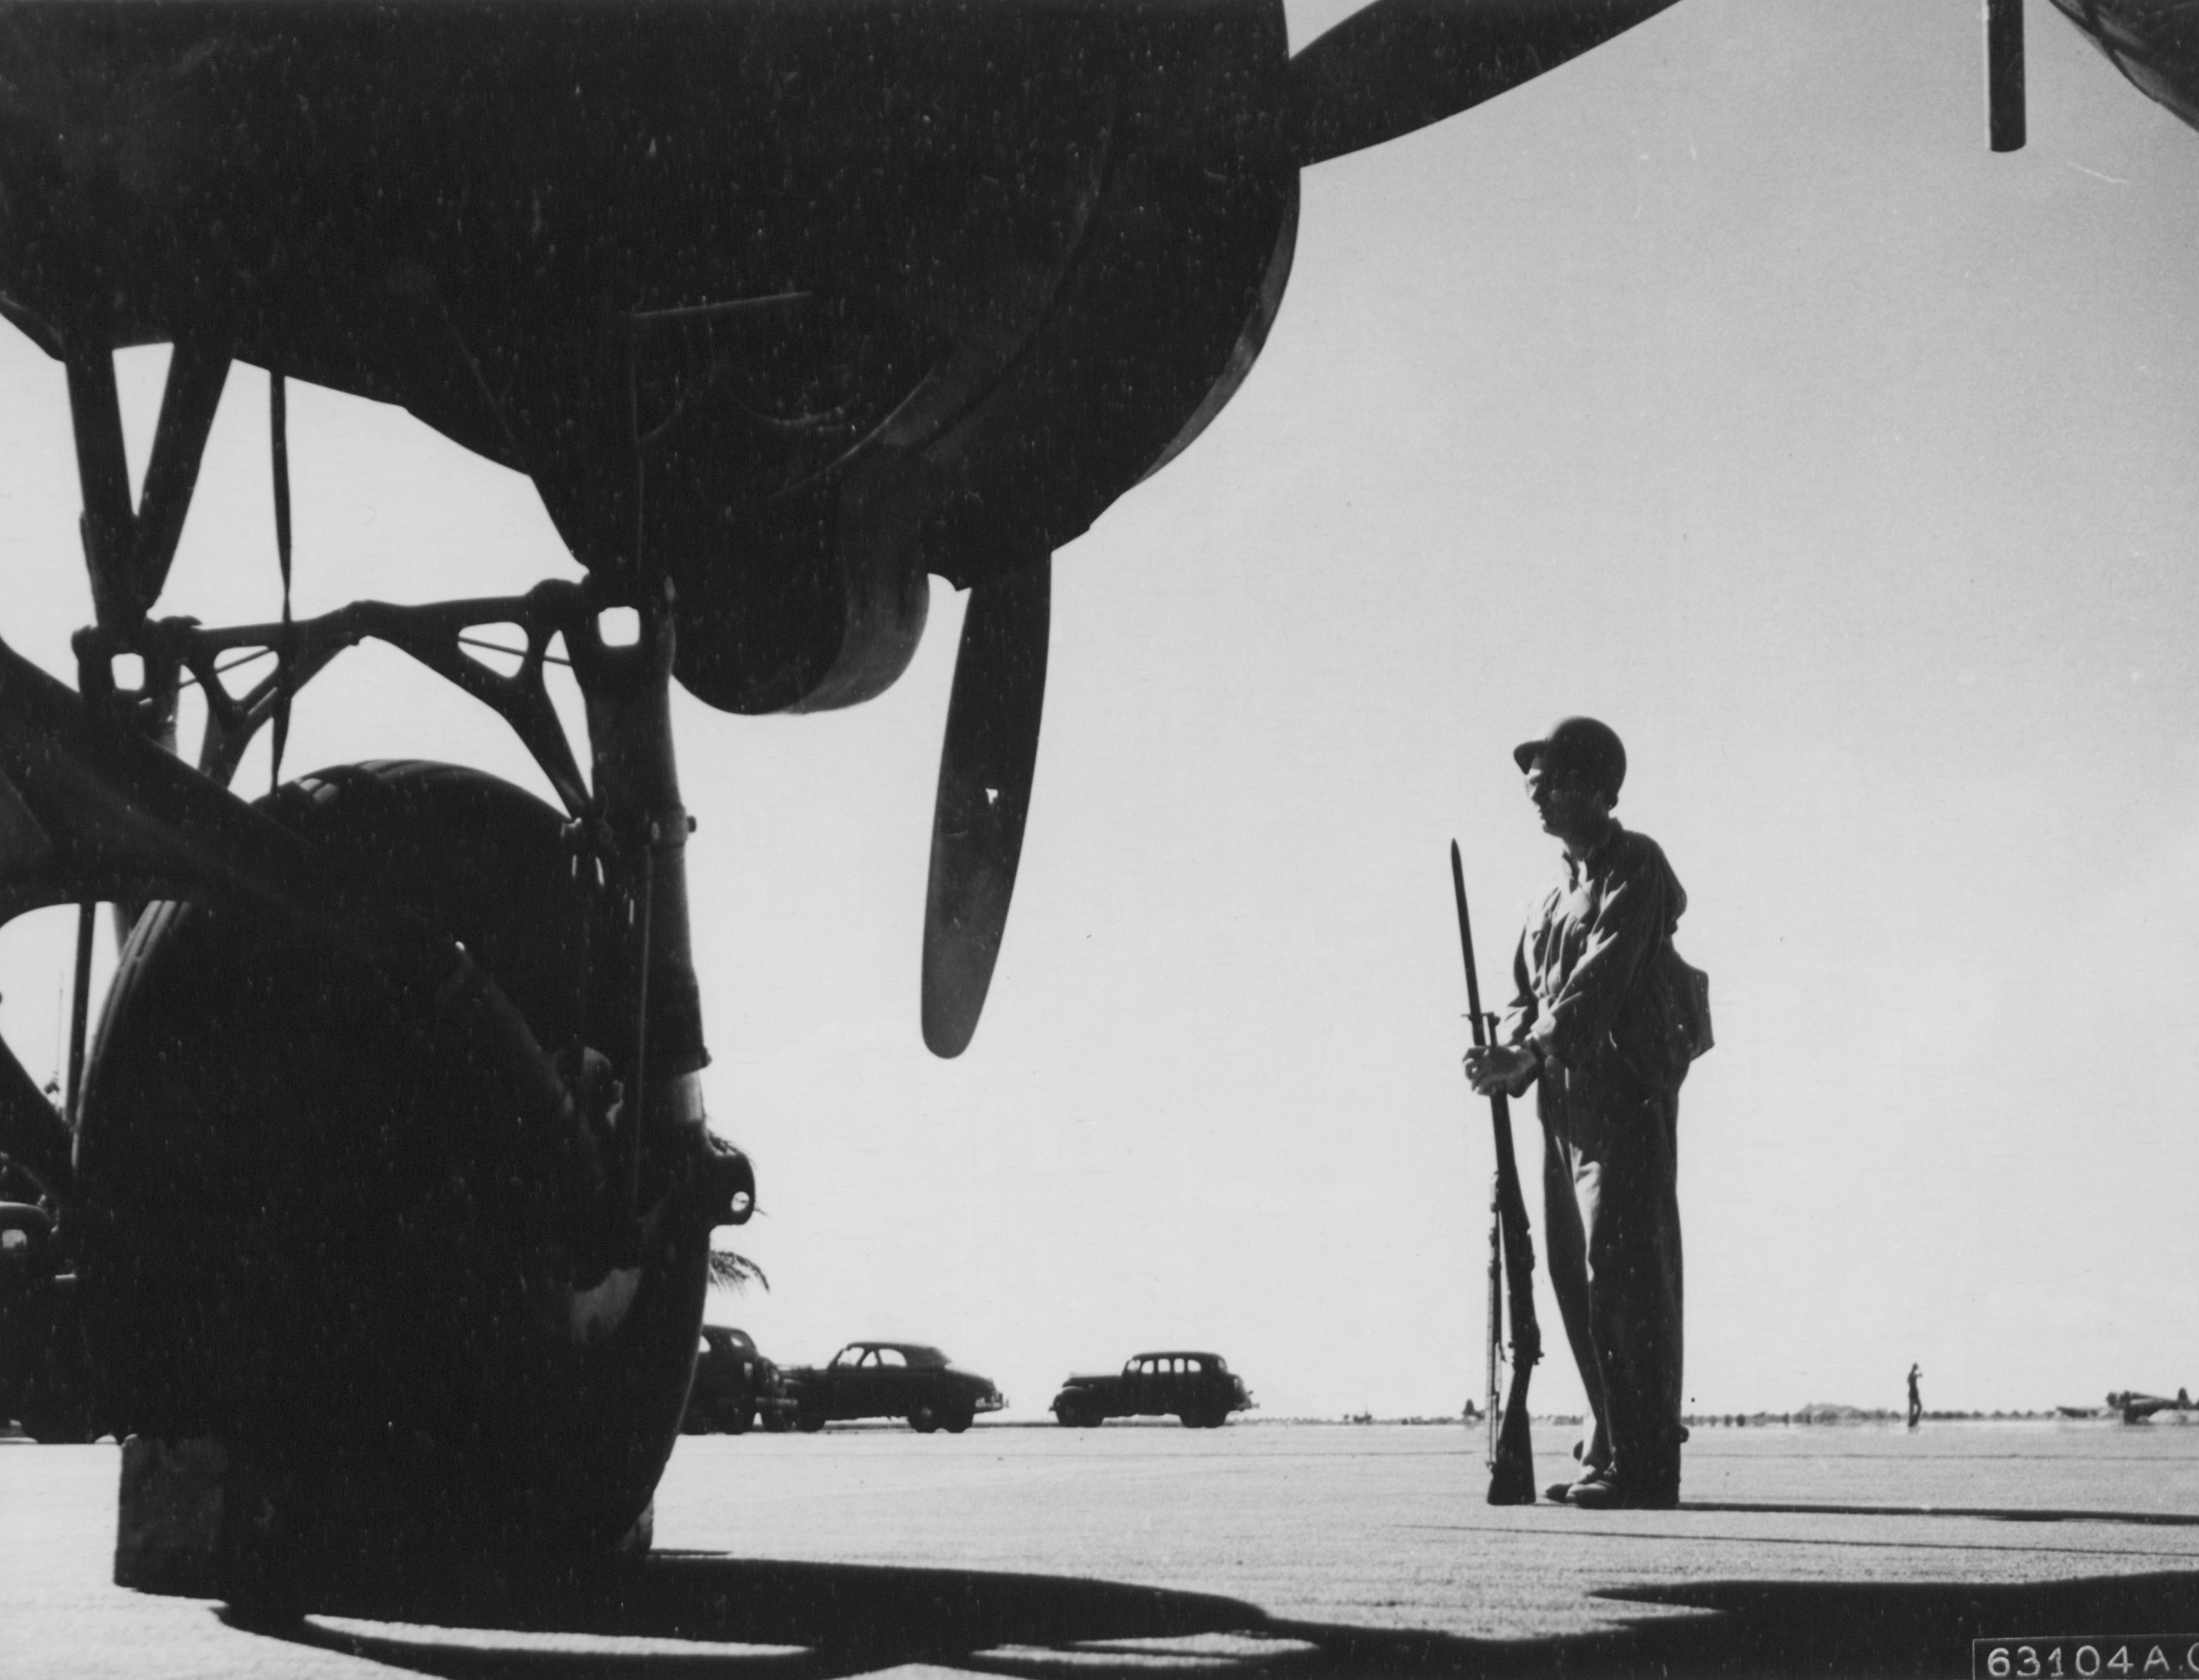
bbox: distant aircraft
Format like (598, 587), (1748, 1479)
(2108, 1388), (2193, 1424)
(0, 0), (1683, 1578)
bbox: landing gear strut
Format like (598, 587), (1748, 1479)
(0, 340), (752, 1596)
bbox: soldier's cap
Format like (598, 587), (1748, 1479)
(1512, 716), (1625, 799)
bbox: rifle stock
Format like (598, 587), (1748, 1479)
(1450, 841), (1540, 1506)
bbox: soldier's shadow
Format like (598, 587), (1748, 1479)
(217, 1551), (2199, 1679)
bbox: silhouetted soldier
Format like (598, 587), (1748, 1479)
(1907, 1364), (1922, 1429)
(1466, 718), (1707, 1510)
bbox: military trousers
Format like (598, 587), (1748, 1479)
(1538, 1061), (1684, 1491)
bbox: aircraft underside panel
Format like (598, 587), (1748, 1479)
(0, 0), (1295, 715)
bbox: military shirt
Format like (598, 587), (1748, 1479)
(1500, 819), (1693, 1092)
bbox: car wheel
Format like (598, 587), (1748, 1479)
(909, 1401), (940, 1434)
(761, 1411), (793, 1434)
(796, 1413), (826, 1434)
(943, 1407), (974, 1434)
(723, 1408), (752, 1435)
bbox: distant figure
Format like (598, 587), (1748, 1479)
(1907, 1365), (1922, 1430)
(1465, 717), (1710, 1511)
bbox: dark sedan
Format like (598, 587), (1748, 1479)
(1051, 1350), (1253, 1428)
(784, 1341), (1006, 1434)
(681, 1325), (794, 1435)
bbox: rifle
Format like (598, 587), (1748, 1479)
(1450, 840), (1540, 1505)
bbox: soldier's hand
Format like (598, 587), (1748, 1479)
(1463, 1043), (1537, 1096)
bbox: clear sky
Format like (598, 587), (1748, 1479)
(1, 1), (2194, 1422)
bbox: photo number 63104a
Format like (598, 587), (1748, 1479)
(1978, 1638), (2199, 1679)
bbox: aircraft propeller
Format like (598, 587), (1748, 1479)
(909, 0), (1695, 1054)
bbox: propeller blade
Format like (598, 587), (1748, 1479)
(921, 558), (1050, 1058)
(1286, 0), (1682, 168)
(1984, 0), (2026, 153)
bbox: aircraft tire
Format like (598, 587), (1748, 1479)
(75, 760), (710, 1567)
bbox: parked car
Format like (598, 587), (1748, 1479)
(1051, 1350), (1252, 1428)
(681, 1325), (794, 1435)
(782, 1341), (1006, 1434)
(0, 1198), (96, 1444)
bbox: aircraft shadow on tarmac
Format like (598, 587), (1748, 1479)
(1265, 1574), (2199, 1680)
(1677, 1499), (2199, 1527)
(219, 1552), (1272, 1679)
(212, 1546), (2199, 1680)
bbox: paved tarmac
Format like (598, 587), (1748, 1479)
(5, 1419), (2197, 1678)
